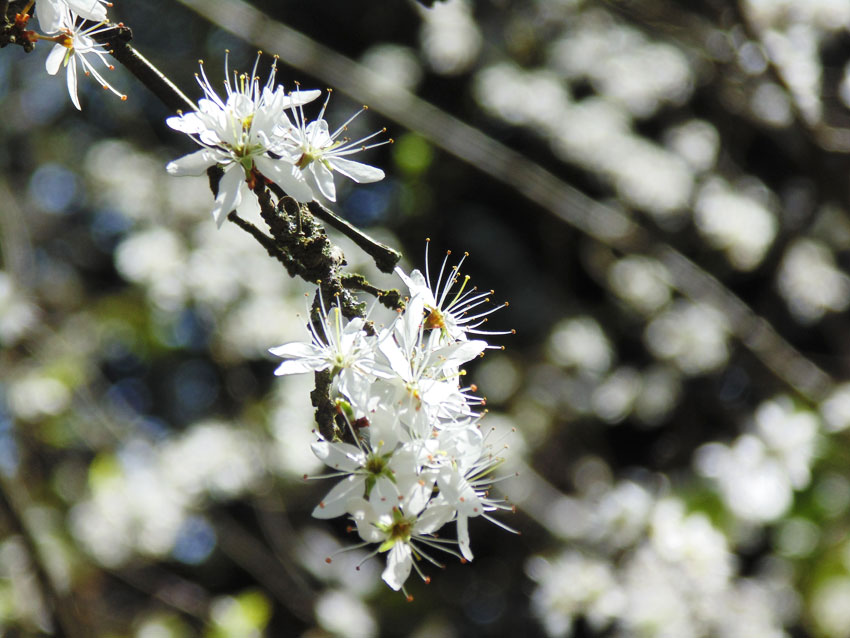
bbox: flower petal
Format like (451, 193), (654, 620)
(329, 157), (385, 184)
(310, 440), (364, 472)
(311, 475), (365, 519)
(254, 156), (314, 203)
(310, 161), (337, 202)
(166, 148), (220, 176)
(66, 58), (81, 111)
(45, 44), (67, 76)
(211, 165), (244, 228)
(382, 543), (413, 591)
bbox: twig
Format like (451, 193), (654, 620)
(307, 200), (400, 273)
(0, 477), (81, 638)
(341, 273), (403, 310)
(214, 513), (316, 623)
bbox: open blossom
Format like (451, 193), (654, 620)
(271, 246), (514, 595)
(45, 10), (126, 111)
(166, 54), (321, 226)
(395, 240), (512, 343)
(36, 0), (112, 33)
(278, 89), (389, 202)
(348, 494), (455, 596)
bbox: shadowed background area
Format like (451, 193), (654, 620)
(4, 0), (850, 636)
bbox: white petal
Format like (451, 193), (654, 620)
(457, 514), (473, 561)
(306, 119), (332, 147)
(369, 476), (401, 515)
(415, 499), (455, 535)
(45, 44), (67, 76)
(311, 476), (365, 519)
(70, 0), (108, 22)
(166, 112), (209, 136)
(329, 157), (385, 184)
(284, 89), (322, 107)
(310, 440), (364, 472)
(401, 473), (436, 517)
(211, 165), (244, 228)
(254, 156), (314, 203)
(166, 148), (219, 176)
(35, 1), (63, 33)
(310, 161), (337, 202)
(382, 543), (413, 591)
(347, 497), (384, 543)
(235, 182), (261, 220)
(66, 59), (81, 111)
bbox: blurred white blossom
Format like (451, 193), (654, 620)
(777, 238), (850, 324)
(644, 300), (730, 375)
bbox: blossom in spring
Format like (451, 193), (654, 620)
(269, 300), (391, 407)
(348, 493), (456, 596)
(165, 54), (321, 226)
(278, 88), (390, 202)
(35, 0), (112, 33)
(269, 247), (515, 595)
(44, 10), (126, 111)
(395, 239), (512, 343)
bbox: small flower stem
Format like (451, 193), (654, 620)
(341, 273), (403, 310)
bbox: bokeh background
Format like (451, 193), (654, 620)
(4, 0), (850, 635)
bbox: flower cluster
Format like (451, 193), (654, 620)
(24, 0), (126, 110)
(166, 54), (389, 226)
(270, 246), (514, 598)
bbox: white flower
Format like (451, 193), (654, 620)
(395, 241), (510, 343)
(36, 0), (111, 33)
(377, 295), (487, 437)
(44, 11), (126, 111)
(279, 88), (389, 202)
(269, 301), (386, 401)
(347, 494), (456, 596)
(166, 54), (321, 226)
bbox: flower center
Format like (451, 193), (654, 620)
(424, 307), (446, 330)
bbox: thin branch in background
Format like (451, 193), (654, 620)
(0, 477), (82, 638)
(175, 0), (835, 402)
(214, 513), (316, 623)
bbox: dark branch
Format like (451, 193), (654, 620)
(307, 200), (400, 273)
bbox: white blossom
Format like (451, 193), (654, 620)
(44, 10), (126, 111)
(278, 88), (388, 202)
(166, 54), (320, 225)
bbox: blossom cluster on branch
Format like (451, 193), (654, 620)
(3, 0), (517, 611)
(270, 248), (515, 598)
(166, 54), (389, 226)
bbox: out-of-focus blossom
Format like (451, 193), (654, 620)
(644, 300), (730, 375)
(417, 0), (481, 75)
(777, 238), (850, 324)
(694, 396), (819, 524)
(547, 317), (612, 376)
(694, 178), (777, 271)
